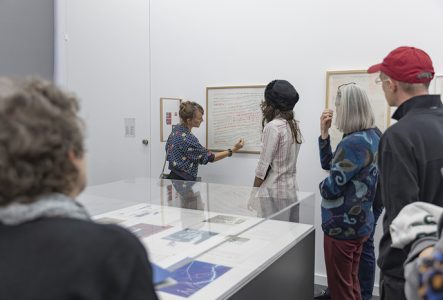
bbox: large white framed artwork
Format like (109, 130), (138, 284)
(160, 97), (182, 142)
(434, 75), (443, 95)
(326, 70), (391, 149)
(206, 85), (265, 154)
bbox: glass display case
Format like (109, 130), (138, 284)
(77, 178), (315, 300)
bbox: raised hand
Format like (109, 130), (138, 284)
(320, 109), (333, 139)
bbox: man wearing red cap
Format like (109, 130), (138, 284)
(368, 46), (443, 299)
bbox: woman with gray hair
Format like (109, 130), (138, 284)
(0, 77), (158, 300)
(317, 83), (380, 300)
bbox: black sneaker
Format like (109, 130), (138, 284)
(314, 288), (330, 299)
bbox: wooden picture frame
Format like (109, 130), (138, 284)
(434, 75), (443, 95)
(326, 70), (391, 149)
(160, 97), (182, 142)
(206, 85), (266, 154)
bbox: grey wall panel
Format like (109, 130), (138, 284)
(0, 0), (54, 79)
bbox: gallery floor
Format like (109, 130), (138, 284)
(314, 284), (380, 300)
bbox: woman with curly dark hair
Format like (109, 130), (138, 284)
(252, 80), (302, 191)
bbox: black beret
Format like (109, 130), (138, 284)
(264, 80), (299, 111)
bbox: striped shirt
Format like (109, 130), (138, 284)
(255, 118), (300, 196)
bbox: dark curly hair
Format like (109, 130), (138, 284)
(261, 101), (302, 144)
(0, 77), (84, 205)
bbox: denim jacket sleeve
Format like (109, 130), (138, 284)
(318, 135), (333, 170)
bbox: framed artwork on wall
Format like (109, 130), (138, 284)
(434, 75), (443, 95)
(206, 85), (265, 153)
(326, 70), (391, 149)
(160, 97), (182, 142)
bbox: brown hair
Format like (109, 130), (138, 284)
(0, 77), (84, 205)
(179, 101), (204, 124)
(261, 102), (302, 144)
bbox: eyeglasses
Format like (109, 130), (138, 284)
(375, 76), (389, 85)
(336, 82), (356, 103)
(337, 82), (356, 90)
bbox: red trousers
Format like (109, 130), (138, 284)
(324, 234), (368, 300)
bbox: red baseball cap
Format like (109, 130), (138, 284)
(367, 46), (434, 83)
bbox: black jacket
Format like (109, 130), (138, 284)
(0, 218), (159, 300)
(377, 94), (443, 279)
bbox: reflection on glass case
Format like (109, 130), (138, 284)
(78, 178), (315, 300)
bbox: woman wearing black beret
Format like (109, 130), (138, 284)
(252, 80), (302, 191)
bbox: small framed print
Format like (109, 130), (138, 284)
(160, 97), (182, 142)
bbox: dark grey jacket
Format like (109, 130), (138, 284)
(377, 94), (443, 279)
(0, 218), (159, 300)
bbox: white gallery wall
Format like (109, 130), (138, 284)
(56, 0), (443, 292)
(0, 0), (54, 79)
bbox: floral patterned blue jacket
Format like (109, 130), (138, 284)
(165, 124), (214, 180)
(319, 128), (380, 240)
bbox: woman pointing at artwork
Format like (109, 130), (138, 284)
(165, 101), (244, 181)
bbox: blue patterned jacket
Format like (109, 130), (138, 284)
(319, 128), (380, 240)
(165, 124), (214, 180)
